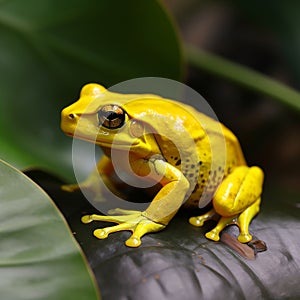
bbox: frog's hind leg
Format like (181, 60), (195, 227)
(237, 198), (261, 243)
(204, 197), (260, 242)
(190, 166), (263, 243)
(211, 166), (263, 243)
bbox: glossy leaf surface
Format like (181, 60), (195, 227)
(27, 169), (300, 300)
(0, 160), (100, 300)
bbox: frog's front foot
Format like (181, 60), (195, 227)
(61, 181), (94, 193)
(82, 209), (165, 247)
(61, 180), (106, 202)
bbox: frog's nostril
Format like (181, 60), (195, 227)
(68, 113), (76, 120)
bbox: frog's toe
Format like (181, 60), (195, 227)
(125, 220), (165, 247)
(81, 215), (93, 224)
(125, 236), (142, 247)
(108, 208), (141, 215)
(81, 212), (143, 224)
(94, 228), (109, 239)
(189, 209), (217, 228)
(61, 183), (80, 192)
(93, 222), (134, 240)
(238, 232), (252, 243)
(205, 229), (220, 241)
(189, 216), (205, 227)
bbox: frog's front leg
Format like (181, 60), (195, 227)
(62, 155), (113, 192)
(62, 155), (121, 199)
(82, 157), (190, 247)
(190, 166), (264, 243)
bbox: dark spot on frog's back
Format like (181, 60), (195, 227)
(175, 159), (181, 166)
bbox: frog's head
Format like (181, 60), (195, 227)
(61, 83), (161, 154)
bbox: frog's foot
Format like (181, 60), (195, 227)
(61, 180), (95, 193)
(81, 209), (165, 247)
(190, 208), (256, 243)
(205, 216), (237, 242)
(189, 209), (238, 242)
(61, 180), (105, 202)
(237, 232), (252, 243)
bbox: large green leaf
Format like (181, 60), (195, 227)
(27, 169), (300, 300)
(0, 160), (100, 300)
(0, 0), (183, 180)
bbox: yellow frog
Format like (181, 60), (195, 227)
(61, 83), (264, 247)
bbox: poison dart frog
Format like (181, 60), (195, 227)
(61, 83), (264, 247)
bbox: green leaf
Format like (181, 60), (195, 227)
(0, 160), (100, 300)
(0, 0), (183, 179)
(27, 169), (300, 300)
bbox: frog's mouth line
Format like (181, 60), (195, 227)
(66, 132), (139, 148)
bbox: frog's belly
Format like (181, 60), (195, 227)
(183, 182), (219, 209)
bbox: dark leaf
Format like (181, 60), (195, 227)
(26, 169), (300, 300)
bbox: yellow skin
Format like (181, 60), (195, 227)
(61, 83), (264, 247)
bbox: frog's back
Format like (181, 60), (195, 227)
(140, 98), (247, 208)
(125, 96), (245, 166)
(176, 102), (247, 208)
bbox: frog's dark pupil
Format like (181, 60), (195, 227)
(98, 105), (125, 129)
(105, 111), (118, 120)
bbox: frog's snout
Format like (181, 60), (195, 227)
(60, 107), (79, 134)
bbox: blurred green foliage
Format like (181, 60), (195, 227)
(1, 0), (300, 181)
(0, 0), (183, 179)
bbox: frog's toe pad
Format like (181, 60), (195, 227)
(205, 230), (220, 241)
(94, 229), (109, 239)
(189, 216), (205, 227)
(238, 233), (252, 243)
(81, 215), (93, 224)
(125, 236), (141, 247)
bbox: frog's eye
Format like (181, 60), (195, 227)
(97, 104), (126, 129)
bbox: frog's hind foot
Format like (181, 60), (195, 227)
(189, 209), (237, 242)
(189, 202), (260, 243)
(205, 216), (237, 241)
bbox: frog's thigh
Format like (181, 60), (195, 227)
(213, 166), (264, 217)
